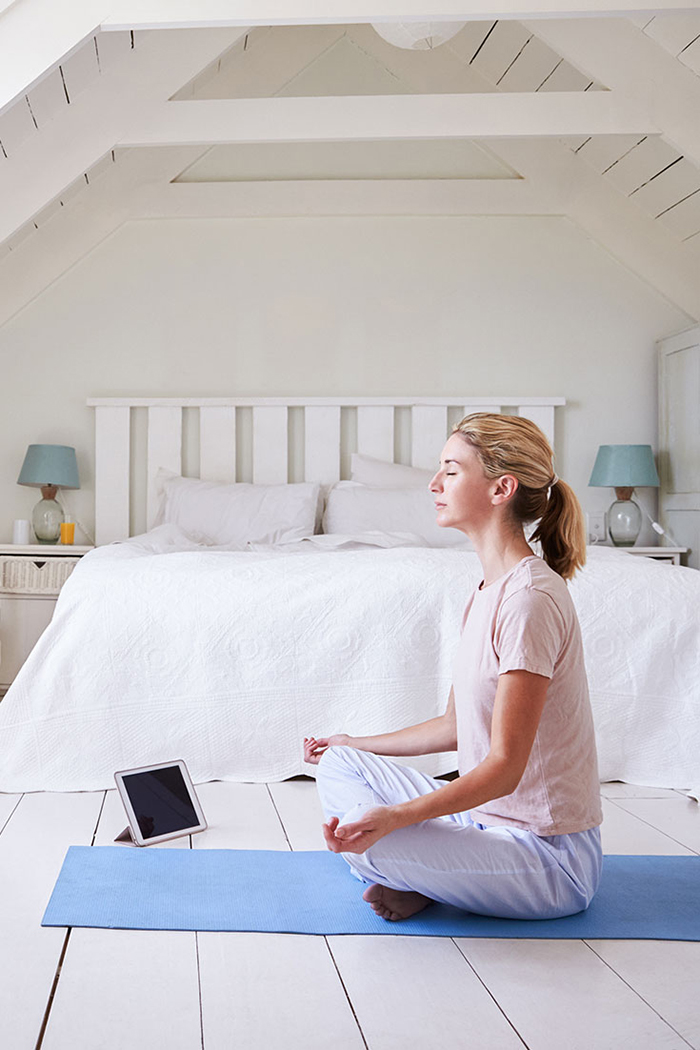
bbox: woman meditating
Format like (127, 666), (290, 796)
(303, 413), (602, 922)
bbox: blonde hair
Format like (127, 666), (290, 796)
(452, 413), (586, 580)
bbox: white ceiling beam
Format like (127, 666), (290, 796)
(0, 147), (204, 329)
(0, 0), (106, 118)
(525, 17), (700, 169)
(130, 176), (571, 217)
(0, 28), (245, 245)
(488, 136), (700, 319)
(0, 148), (568, 329)
(102, 0), (700, 31)
(122, 92), (659, 148)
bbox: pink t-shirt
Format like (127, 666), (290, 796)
(453, 555), (602, 837)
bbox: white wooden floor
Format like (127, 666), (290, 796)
(1, 779), (699, 1050)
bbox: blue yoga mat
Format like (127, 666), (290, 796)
(42, 846), (700, 939)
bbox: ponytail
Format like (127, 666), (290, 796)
(529, 479), (586, 581)
(453, 413), (586, 580)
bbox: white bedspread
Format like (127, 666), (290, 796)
(0, 533), (698, 793)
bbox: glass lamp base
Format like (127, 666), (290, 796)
(32, 497), (64, 544)
(608, 498), (642, 547)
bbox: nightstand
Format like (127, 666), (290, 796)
(622, 546), (689, 566)
(0, 544), (94, 694)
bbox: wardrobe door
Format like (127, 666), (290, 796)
(658, 327), (700, 569)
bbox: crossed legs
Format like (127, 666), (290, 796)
(315, 745), (602, 921)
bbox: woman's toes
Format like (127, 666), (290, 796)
(362, 884), (384, 906)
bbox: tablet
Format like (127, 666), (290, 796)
(114, 760), (207, 846)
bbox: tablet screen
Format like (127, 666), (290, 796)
(121, 765), (200, 840)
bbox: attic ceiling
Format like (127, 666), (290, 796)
(0, 5), (699, 326)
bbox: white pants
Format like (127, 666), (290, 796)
(316, 746), (602, 921)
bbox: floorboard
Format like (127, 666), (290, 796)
(458, 939), (690, 1050)
(192, 781), (289, 851)
(329, 935), (527, 1050)
(611, 798), (700, 855)
(599, 783), (681, 799)
(5, 781), (698, 1050)
(585, 940), (700, 1050)
(0, 791), (21, 831)
(600, 798), (695, 855)
(0, 792), (104, 1050)
(40, 929), (203, 1050)
(198, 932), (366, 1050)
(193, 780), (367, 1049)
(267, 778), (327, 851)
(42, 791), (201, 1050)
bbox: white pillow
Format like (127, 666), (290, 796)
(351, 453), (434, 489)
(154, 472), (320, 548)
(323, 482), (473, 549)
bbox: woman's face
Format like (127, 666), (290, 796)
(429, 434), (498, 535)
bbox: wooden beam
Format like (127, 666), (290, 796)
(487, 136), (700, 319)
(0, 0), (106, 117)
(526, 17), (700, 169)
(0, 147), (204, 328)
(122, 92), (659, 148)
(102, 0), (700, 31)
(130, 178), (571, 217)
(0, 28), (244, 245)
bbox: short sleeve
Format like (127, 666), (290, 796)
(493, 587), (566, 679)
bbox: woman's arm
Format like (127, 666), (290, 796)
(304, 688), (457, 764)
(325, 669), (548, 853)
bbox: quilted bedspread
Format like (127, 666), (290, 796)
(0, 535), (697, 792)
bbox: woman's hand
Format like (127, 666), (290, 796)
(303, 734), (349, 764)
(322, 807), (399, 854)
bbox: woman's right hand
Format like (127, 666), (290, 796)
(303, 734), (350, 765)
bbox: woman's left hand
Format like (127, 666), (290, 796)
(322, 807), (399, 854)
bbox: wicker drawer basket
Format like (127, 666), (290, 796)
(0, 555), (81, 595)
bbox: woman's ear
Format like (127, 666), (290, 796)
(491, 474), (519, 504)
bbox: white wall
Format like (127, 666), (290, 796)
(0, 214), (690, 545)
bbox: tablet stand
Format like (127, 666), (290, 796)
(114, 826), (138, 845)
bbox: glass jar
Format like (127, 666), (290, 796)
(32, 486), (64, 544)
(608, 493), (642, 547)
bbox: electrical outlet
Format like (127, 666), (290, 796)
(587, 512), (606, 544)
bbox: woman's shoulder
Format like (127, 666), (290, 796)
(502, 556), (572, 614)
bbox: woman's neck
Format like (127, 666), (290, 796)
(470, 526), (534, 588)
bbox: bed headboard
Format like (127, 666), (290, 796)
(86, 396), (565, 545)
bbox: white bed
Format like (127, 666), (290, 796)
(0, 530), (698, 793)
(0, 395), (697, 794)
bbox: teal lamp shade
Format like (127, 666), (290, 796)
(17, 444), (80, 489)
(588, 445), (660, 489)
(589, 445), (659, 547)
(17, 444), (80, 544)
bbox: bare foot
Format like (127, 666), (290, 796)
(362, 883), (432, 922)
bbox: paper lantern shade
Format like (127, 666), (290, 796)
(371, 22), (467, 50)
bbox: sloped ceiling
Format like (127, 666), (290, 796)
(0, 7), (699, 326)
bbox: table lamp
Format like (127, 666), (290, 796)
(17, 444), (80, 544)
(588, 444), (660, 547)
